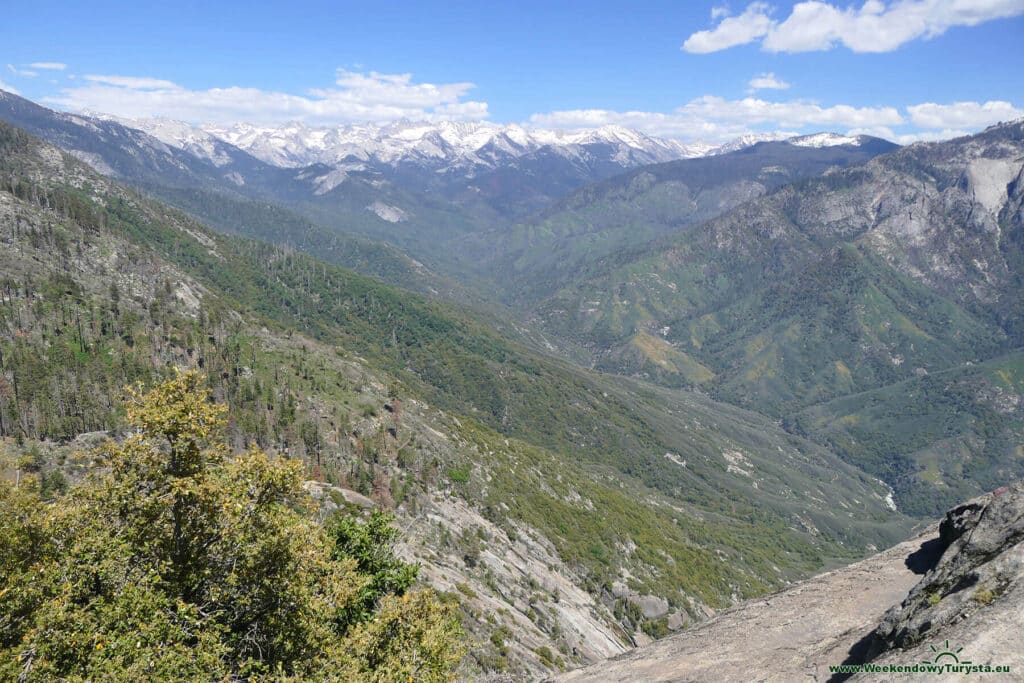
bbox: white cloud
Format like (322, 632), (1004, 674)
(33, 66), (1022, 145)
(7, 64), (37, 78)
(907, 100), (1024, 129)
(28, 62), (66, 70)
(683, 0), (1024, 53)
(47, 69), (489, 125)
(846, 125), (975, 143)
(747, 72), (790, 91)
(529, 96), (1024, 144)
(0, 80), (20, 95)
(528, 95), (904, 141)
(899, 129), (974, 143)
(528, 108), (727, 139)
(845, 125), (900, 139)
(683, 2), (774, 53)
(84, 74), (181, 89)
(682, 95), (904, 128)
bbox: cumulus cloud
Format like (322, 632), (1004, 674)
(528, 95), (904, 141)
(528, 96), (1022, 143)
(846, 125), (977, 143)
(684, 95), (905, 127)
(528, 108), (736, 139)
(28, 62), (66, 70)
(48, 69), (489, 125)
(747, 72), (790, 91)
(34, 65), (1022, 144)
(683, 0), (1024, 53)
(907, 100), (1024, 128)
(683, 3), (775, 53)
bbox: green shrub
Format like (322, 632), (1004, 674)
(0, 371), (464, 682)
(447, 466), (471, 484)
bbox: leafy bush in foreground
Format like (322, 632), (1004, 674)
(0, 370), (464, 681)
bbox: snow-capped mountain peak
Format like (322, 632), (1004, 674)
(714, 131), (797, 154)
(192, 119), (716, 170)
(102, 113), (878, 183)
(91, 113), (239, 167)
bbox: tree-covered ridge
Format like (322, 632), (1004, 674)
(0, 370), (464, 681)
(474, 137), (898, 306)
(791, 350), (1024, 517)
(0, 119), (911, 674)
(528, 120), (1024, 513)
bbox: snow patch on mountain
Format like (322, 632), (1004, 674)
(105, 113), (887, 185)
(715, 132), (796, 153)
(789, 133), (863, 148)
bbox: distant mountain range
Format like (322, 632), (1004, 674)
(108, 114), (873, 176)
(6, 85), (1020, 521)
(0, 88), (817, 198)
(528, 119), (1024, 515)
(0, 88), (888, 283)
(476, 133), (898, 305)
(113, 116), (740, 170)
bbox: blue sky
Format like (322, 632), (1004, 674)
(2, 1), (1023, 142)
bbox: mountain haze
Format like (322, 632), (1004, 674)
(4, 1), (1024, 679)
(1, 90), (757, 283)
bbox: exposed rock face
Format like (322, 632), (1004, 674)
(556, 481), (1024, 682)
(859, 483), (1024, 679)
(396, 494), (631, 679)
(553, 530), (930, 682)
(531, 120), (1024, 518)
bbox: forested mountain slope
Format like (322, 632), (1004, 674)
(0, 89), (501, 290)
(0, 91), (717, 289)
(0, 120), (911, 678)
(477, 136), (897, 304)
(530, 120), (1024, 515)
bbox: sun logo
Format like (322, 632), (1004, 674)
(922, 640), (972, 666)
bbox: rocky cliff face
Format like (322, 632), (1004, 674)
(858, 482), (1024, 680)
(555, 482), (1024, 682)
